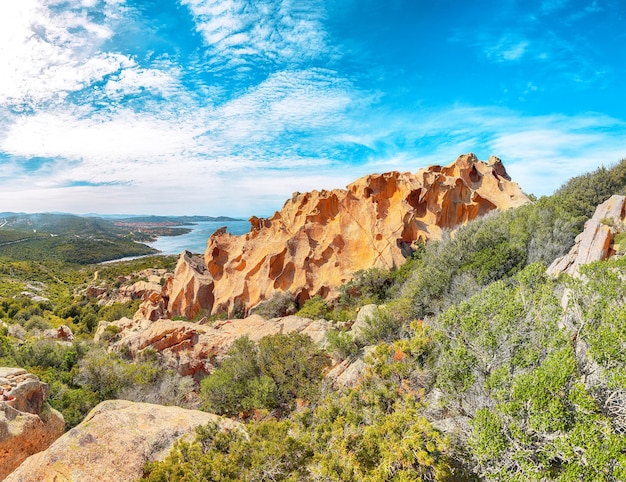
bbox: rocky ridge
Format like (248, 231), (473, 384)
(95, 314), (330, 378)
(138, 154), (528, 318)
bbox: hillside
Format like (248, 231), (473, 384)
(2, 155), (626, 480)
(0, 213), (237, 264)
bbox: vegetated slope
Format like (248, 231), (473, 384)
(138, 158), (626, 481)
(0, 213), (158, 263)
(0, 255), (180, 431)
(4, 157), (626, 481)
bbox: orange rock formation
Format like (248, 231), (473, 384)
(140, 153), (528, 318)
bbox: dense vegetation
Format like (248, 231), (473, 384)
(0, 255), (178, 426)
(142, 158), (626, 480)
(4, 158), (626, 480)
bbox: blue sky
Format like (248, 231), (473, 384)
(0, 0), (624, 217)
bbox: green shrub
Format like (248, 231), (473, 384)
(253, 291), (297, 318)
(338, 266), (394, 306)
(200, 333), (329, 417)
(359, 299), (412, 345)
(24, 315), (53, 332)
(200, 337), (269, 416)
(48, 385), (101, 429)
(142, 420), (312, 482)
(15, 339), (74, 369)
(296, 295), (331, 319)
(326, 329), (359, 360)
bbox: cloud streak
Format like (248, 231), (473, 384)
(181, 0), (330, 73)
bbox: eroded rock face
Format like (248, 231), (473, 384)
(548, 195), (626, 276)
(0, 367), (65, 480)
(4, 399), (241, 482)
(103, 314), (329, 378)
(138, 154), (528, 317)
(135, 250), (213, 321)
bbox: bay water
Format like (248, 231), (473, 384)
(146, 220), (251, 255)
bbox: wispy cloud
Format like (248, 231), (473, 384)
(181, 0), (331, 73)
(0, 0), (623, 216)
(0, 1), (126, 108)
(483, 36), (530, 62)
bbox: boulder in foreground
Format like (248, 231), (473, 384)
(4, 399), (241, 482)
(0, 367), (65, 480)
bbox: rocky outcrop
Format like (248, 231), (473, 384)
(4, 399), (241, 482)
(325, 346), (376, 389)
(135, 251), (213, 321)
(42, 324), (74, 343)
(548, 195), (626, 276)
(138, 154), (528, 317)
(83, 268), (168, 307)
(0, 367), (65, 480)
(98, 314), (330, 378)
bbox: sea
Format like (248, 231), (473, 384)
(146, 220), (251, 255)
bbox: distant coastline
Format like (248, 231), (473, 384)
(145, 219), (251, 256)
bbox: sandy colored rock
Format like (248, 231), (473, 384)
(548, 195), (626, 276)
(4, 399), (241, 482)
(135, 251), (213, 321)
(108, 315), (330, 378)
(138, 154), (527, 318)
(0, 367), (65, 480)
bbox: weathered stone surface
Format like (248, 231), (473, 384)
(351, 304), (378, 345)
(42, 324), (74, 343)
(0, 367), (65, 480)
(93, 317), (152, 344)
(326, 346), (375, 388)
(84, 269), (169, 307)
(106, 315), (330, 378)
(135, 251), (213, 321)
(4, 399), (241, 482)
(138, 154), (528, 318)
(548, 195), (626, 276)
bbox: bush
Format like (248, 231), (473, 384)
(200, 333), (329, 417)
(338, 267), (394, 306)
(15, 339), (74, 369)
(359, 299), (412, 345)
(200, 336), (269, 416)
(326, 329), (359, 360)
(49, 385), (101, 429)
(24, 315), (53, 332)
(75, 347), (190, 405)
(143, 420), (312, 482)
(296, 295), (331, 319)
(253, 291), (297, 319)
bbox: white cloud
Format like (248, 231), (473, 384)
(0, 1), (126, 106)
(104, 66), (183, 100)
(0, 64), (359, 202)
